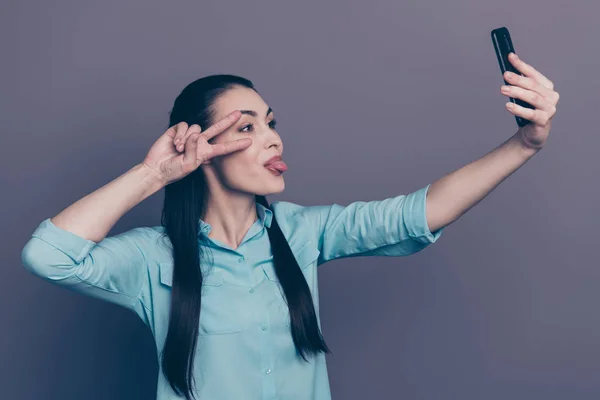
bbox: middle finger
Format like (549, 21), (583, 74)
(501, 84), (553, 112)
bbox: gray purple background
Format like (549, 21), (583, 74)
(2, 0), (599, 399)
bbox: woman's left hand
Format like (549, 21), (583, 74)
(501, 52), (560, 150)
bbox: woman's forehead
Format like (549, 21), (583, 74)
(213, 87), (269, 120)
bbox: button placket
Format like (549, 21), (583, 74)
(259, 308), (276, 398)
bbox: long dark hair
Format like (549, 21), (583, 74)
(158, 74), (330, 399)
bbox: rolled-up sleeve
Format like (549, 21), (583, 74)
(309, 183), (444, 265)
(21, 218), (151, 315)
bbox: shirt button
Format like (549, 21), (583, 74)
(237, 257), (243, 263)
(265, 368), (272, 375)
(261, 324), (267, 331)
(249, 288), (254, 293)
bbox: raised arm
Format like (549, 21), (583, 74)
(21, 162), (164, 314)
(425, 132), (540, 233)
(48, 162), (163, 243)
(21, 114), (251, 314)
(426, 51), (559, 232)
(280, 184), (445, 266)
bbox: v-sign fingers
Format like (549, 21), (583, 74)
(205, 138), (253, 161)
(175, 110), (242, 152)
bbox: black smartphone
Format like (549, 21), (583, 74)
(491, 26), (534, 127)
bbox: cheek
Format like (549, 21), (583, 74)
(221, 150), (262, 177)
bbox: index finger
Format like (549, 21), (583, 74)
(201, 110), (242, 141)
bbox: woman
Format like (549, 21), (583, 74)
(21, 54), (559, 400)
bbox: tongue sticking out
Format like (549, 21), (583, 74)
(265, 160), (288, 172)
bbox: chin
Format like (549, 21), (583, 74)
(270, 186), (285, 195)
(256, 179), (285, 196)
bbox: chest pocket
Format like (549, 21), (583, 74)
(158, 262), (243, 335)
(260, 244), (321, 328)
(261, 243), (321, 282)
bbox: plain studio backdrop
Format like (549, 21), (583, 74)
(1, 0), (598, 399)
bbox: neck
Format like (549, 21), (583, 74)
(203, 190), (258, 250)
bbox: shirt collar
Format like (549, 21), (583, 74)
(198, 202), (273, 236)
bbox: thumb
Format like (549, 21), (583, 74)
(153, 125), (180, 150)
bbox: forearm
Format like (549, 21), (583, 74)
(50, 162), (165, 243)
(425, 131), (541, 232)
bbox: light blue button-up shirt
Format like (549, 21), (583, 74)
(21, 183), (444, 400)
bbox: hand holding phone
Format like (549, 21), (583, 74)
(491, 27), (535, 127)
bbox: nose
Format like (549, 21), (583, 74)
(265, 131), (282, 152)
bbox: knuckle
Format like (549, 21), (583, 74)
(186, 132), (199, 141)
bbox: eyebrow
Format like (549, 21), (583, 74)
(239, 106), (273, 118)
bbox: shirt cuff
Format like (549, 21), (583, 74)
(402, 183), (444, 244)
(31, 218), (97, 264)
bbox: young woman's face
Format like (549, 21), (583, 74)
(201, 85), (285, 196)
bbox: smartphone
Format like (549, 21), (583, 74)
(491, 27), (534, 127)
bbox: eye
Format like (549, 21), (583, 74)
(239, 119), (278, 133)
(240, 123), (253, 133)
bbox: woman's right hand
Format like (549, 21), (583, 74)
(142, 110), (252, 186)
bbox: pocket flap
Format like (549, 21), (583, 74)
(262, 244), (320, 281)
(159, 262), (173, 287)
(203, 272), (224, 287)
(159, 262), (224, 287)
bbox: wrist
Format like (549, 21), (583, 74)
(515, 129), (545, 151)
(136, 162), (167, 192)
(511, 131), (543, 157)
